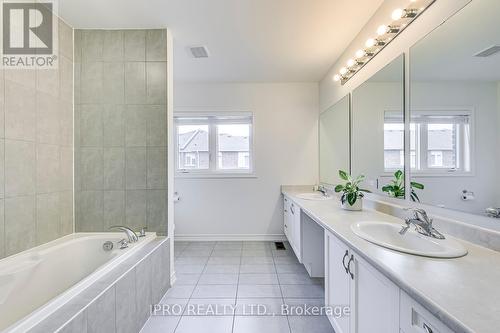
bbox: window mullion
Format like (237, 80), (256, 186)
(209, 120), (217, 172)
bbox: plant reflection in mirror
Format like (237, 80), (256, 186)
(382, 170), (424, 202)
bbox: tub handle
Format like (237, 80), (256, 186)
(118, 239), (129, 249)
(137, 226), (147, 237)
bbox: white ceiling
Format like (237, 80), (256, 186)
(59, 0), (383, 82)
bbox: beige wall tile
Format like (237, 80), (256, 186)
(103, 105), (124, 147)
(146, 62), (167, 104)
(5, 196), (35, 256)
(36, 192), (60, 244)
(81, 62), (103, 103)
(103, 62), (124, 104)
(147, 190), (167, 234)
(80, 104), (103, 147)
(0, 140), (4, 199)
(80, 148), (103, 190)
(59, 191), (74, 236)
(59, 56), (74, 102)
(147, 105), (167, 146)
(5, 81), (36, 141)
(125, 105), (147, 147)
(82, 30), (104, 62)
(103, 148), (125, 190)
(59, 19), (73, 61)
(124, 62), (146, 104)
(36, 144), (60, 194)
(0, 200), (4, 258)
(125, 190), (147, 230)
(5, 140), (35, 197)
(146, 30), (167, 62)
(147, 147), (167, 189)
(60, 146), (73, 191)
(5, 69), (36, 89)
(36, 67), (60, 97)
(76, 191), (103, 232)
(103, 190), (125, 230)
(37, 92), (60, 144)
(103, 30), (124, 62)
(125, 148), (147, 189)
(124, 30), (146, 61)
(59, 100), (73, 146)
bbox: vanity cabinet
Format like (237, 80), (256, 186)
(325, 230), (399, 333)
(283, 196), (302, 263)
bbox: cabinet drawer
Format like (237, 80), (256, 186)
(400, 291), (453, 333)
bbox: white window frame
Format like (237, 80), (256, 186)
(174, 112), (255, 178)
(410, 108), (475, 177)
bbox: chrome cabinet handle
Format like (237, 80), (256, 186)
(290, 204), (295, 215)
(342, 250), (349, 273)
(423, 323), (433, 333)
(347, 255), (354, 280)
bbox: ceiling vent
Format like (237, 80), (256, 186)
(189, 46), (209, 58)
(474, 45), (500, 57)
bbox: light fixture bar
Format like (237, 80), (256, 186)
(332, 0), (435, 85)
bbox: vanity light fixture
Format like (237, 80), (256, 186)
(332, 0), (435, 84)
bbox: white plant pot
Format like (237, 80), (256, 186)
(341, 198), (363, 211)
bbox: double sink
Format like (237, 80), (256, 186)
(295, 192), (468, 259)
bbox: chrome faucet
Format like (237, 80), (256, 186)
(399, 208), (445, 240)
(109, 226), (139, 243)
(486, 208), (500, 218)
(317, 185), (328, 196)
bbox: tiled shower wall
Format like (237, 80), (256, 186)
(0, 19), (74, 259)
(74, 29), (168, 235)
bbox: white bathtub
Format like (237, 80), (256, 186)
(0, 232), (157, 332)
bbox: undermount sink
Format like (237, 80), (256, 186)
(295, 192), (333, 201)
(351, 221), (467, 258)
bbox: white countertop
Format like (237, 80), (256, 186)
(282, 186), (500, 333)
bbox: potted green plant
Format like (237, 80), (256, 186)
(334, 170), (371, 211)
(382, 170), (424, 202)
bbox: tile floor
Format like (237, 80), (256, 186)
(141, 241), (334, 333)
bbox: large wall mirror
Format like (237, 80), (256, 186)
(319, 95), (350, 185)
(410, 0), (500, 216)
(351, 54), (405, 198)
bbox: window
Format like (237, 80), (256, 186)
(175, 113), (253, 176)
(410, 111), (472, 174)
(384, 112), (405, 171)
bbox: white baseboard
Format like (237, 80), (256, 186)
(174, 234), (287, 242)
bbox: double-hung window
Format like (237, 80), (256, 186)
(410, 110), (473, 175)
(175, 113), (254, 176)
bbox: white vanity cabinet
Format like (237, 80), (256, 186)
(325, 230), (399, 333)
(283, 196), (302, 263)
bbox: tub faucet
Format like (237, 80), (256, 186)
(109, 226), (139, 243)
(317, 185), (328, 196)
(399, 208), (445, 240)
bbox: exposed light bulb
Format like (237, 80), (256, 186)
(365, 38), (376, 48)
(339, 67), (348, 75)
(347, 59), (356, 67)
(392, 8), (404, 20)
(333, 74), (341, 82)
(355, 49), (365, 59)
(377, 25), (388, 36)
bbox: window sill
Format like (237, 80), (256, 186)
(175, 173), (257, 179)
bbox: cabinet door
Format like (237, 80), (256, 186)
(354, 255), (399, 333)
(291, 203), (302, 261)
(283, 197), (290, 239)
(325, 232), (352, 333)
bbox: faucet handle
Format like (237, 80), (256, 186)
(404, 207), (429, 221)
(137, 226), (147, 237)
(118, 239), (129, 249)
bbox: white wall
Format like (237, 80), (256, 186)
(174, 83), (318, 240)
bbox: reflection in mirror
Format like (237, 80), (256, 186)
(319, 95), (349, 185)
(410, 0), (499, 217)
(351, 55), (405, 198)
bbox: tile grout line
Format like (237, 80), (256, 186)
(273, 242), (292, 333)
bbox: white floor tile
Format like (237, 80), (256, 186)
(198, 273), (239, 285)
(140, 316), (180, 333)
(240, 264), (276, 274)
(203, 264), (240, 274)
(233, 316), (290, 333)
(236, 298), (285, 316)
(175, 316), (233, 333)
(164, 285), (196, 299)
(185, 298), (237, 316)
(280, 285), (324, 298)
(288, 316), (334, 333)
(238, 273), (279, 285)
(192, 285), (238, 299)
(237, 284), (282, 298)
